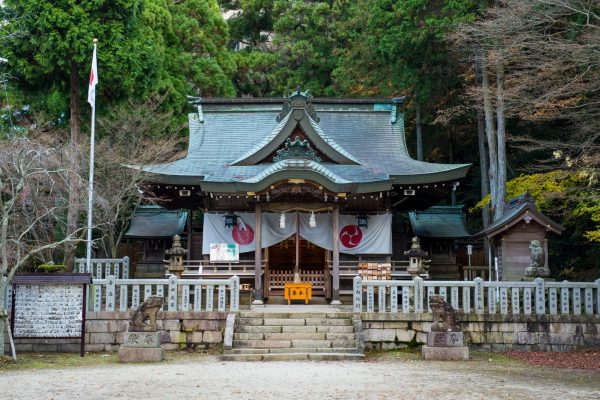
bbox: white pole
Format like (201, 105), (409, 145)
(85, 39), (98, 274)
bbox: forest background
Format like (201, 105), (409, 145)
(0, 0), (598, 280)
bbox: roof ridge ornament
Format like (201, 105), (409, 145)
(272, 136), (322, 163)
(277, 86), (320, 123)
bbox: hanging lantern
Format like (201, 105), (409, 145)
(279, 212), (286, 229)
(309, 211), (316, 228)
(224, 213), (238, 228)
(356, 215), (369, 229)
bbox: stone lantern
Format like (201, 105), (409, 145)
(165, 235), (188, 278)
(405, 236), (428, 278)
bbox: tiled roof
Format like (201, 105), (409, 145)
(472, 197), (564, 239)
(409, 206), (470, 238)
(136, 98), (471, 190)
(124, 205), (188, 238)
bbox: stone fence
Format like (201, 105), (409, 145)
(6, 311), (229, 353)
(353, 277), (600, 317)
(75, 257), (130, 279)
(360, 312), (600, 352)
(89, 276), (240, 313)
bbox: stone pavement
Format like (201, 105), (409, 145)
(1, 356), (599, 399)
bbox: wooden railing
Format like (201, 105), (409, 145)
(75, 257), (130, 279)
(462, 265), (488, 281)
(90, 275), (240, 312)
(268, 270), (327, 288)
(353, 276), (600, 316)
(181, 260), (266, 277)
(329, 260), (419, 280)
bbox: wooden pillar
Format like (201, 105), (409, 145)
(331, 204), (341, 304)
(186, 209), (193, 260)
(295, 211), (300, 275)
(253, 203), (263, 304)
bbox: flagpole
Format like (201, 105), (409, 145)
(85, 38), (98, 274)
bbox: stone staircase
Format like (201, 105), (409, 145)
(220, 311), (365, 361)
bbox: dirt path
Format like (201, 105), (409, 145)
(1, 356), (599, 399)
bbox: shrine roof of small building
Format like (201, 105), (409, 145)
(409, 206), (470, 238)
(124, 205), (188, 238)
(134, 94), (471, 192)
(472, 194), (564, 239)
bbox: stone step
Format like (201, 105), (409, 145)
(324, 333), (355, 341)
(291, 339), (334, 348)
(263, 318), (307, 326)
(233, 339), (292, 348)
(238, 311), (353, 319)
(316, 325), (354, 333)
(265, 332), (327, 340)
(224, 347), (362, 355)
(236, 325), (283, 333)
(233, 332), (329, 341)
(236, 317), (353, 327)
(219, 353), (365, 362)
(305, 318), (352, 326)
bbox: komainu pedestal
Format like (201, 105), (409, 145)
(118, 296), (165, 363)
(422, 295), (469, 361)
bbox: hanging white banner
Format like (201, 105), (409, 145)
(337, 213), (392, 254)
(202, 212), (297, 254)
(299, 212), (333, 250)
(202, 212), (391, 255)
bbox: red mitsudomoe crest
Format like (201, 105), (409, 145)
(232, 221), (254, 245)
(339, 225), (362, 248)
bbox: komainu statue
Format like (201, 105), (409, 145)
(429, 295), (460, 332)
(129, 296), (163, 332)
(525, 240), (549, 278)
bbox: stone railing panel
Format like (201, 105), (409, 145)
(90, 276), (240, 313)
(354, 278), (600, 317)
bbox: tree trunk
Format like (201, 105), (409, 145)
(0, 279), (8, 358)
(475, 50), (490, 228)
(481, 50), (499, 222)
(495, 55), (507, 220)
(64, 60), (81, 269)
(416, 106), (423, 161)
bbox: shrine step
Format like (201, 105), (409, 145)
(236, 324), (354, 334)
(232, 339), (357, 349)
(219, 353), (365, 362)
(224, 347), (362, 355)
(226, 311), (364, 361)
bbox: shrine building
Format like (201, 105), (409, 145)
(129, 90), (471, 304)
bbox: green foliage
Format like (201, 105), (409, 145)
(231, 50), (278, 96)
(166, 0), (236, 99)
(473, 170), (600, 279)
(1, 0), (234, 119)
(35, 264), (67, 273)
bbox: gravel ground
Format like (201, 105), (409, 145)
(1, 355), (599, 400)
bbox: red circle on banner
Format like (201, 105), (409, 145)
(339, 225), (363, 248)
(232, 223), (254, 245)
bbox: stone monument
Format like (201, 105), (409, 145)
(422, 295), (469, 361)
(118, 296), (165, 363)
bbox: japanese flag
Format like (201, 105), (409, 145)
(87, 43), (98, 108)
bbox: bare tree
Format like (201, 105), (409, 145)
(459, 0), (600, 162)
(0, 136), (86, 358)
(89, 99), (184, 258)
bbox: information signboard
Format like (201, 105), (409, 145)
(11, 274), (92, 356)
(209, 243), (239, 262)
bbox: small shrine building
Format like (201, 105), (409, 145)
(132, 90), (471, 303)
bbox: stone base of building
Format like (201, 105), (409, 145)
(422, 345), (469, 361)
(118, 346), (164, 363)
